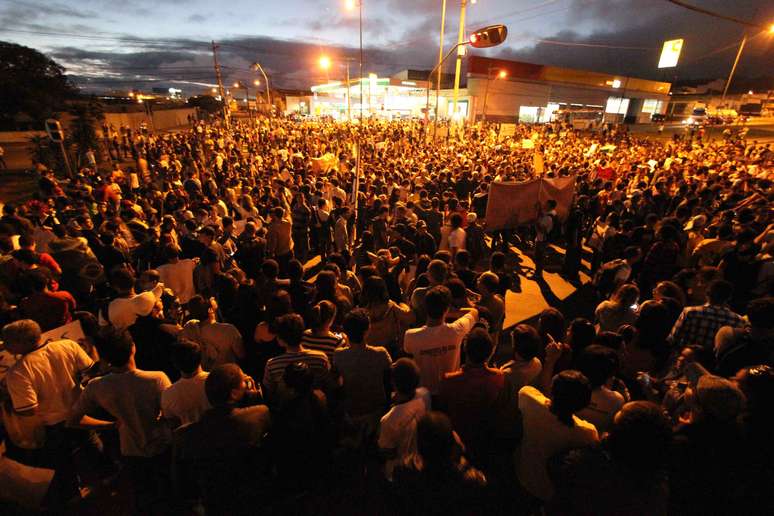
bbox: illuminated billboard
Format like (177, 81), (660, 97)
(658, 39), (684, 69)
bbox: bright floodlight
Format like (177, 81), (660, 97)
(345, 0), (356, 10)
(612, 79), (622, 89)
(498, 70), (507, 79)
(769, 23), (774, 33)
(233, 82), (240, 88)
(319, 55), (332, 70)
(254, 79), (261, 86)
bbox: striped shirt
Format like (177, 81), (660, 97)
(300, 331), (346, 361)
(262, 349), (330, 400)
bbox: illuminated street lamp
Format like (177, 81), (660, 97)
(233, 81), (253, 120)
(482, 67), (507, 122)
(722, 22), (774, 103)
(319, 55), (354, 120)
(251, 61), (272, 114)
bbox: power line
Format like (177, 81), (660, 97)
(664, 0), (766, 29)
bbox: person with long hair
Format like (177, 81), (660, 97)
(361, 276), (414, 357)
(300, 300), (346, 361)
(595, 283), (640, 333)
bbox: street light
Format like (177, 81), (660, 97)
(319, 55), (354, 120)
(426, 24), (508, 137)
(482, 67), (507, 122)
(233, 81), (253, 120)
(252, 62), (272, 114)
(722, 22), (774, 103)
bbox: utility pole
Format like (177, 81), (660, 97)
(452, 0), (469, 125)
(212, 40), (230, 129)
(721, 33), (747, 105)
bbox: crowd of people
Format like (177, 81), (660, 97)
(0, 113), (772, 515)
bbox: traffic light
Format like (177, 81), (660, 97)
(469, 24), (508, 48)
(45, 119), (65, 143)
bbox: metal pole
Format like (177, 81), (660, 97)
(426, 42), (466, 140)
(722, 33), (746, 104)
(430, 0), (447, 125)
(359, 0), (364, 120)
(452, 0), (468, 124)
(482, 67), (492, 122)
(255, 62), (271, 115)
(59, 141), (73, 179)
(346, 61), (352, 121)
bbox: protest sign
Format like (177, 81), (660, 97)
(485, 176), (576, 230)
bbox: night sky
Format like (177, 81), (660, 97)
(1, 0), (772, 92)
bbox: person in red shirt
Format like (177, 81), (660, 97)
(19, 269), (76, 331)
(597, 160), (616, 182)
(18, 233), (62, 285)
(438, 327), (509, 469)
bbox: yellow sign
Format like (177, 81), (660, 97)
(658, 39), (683, 69)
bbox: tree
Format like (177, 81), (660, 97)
(0, 41), (76, 130)
(68, 98), (105, 167)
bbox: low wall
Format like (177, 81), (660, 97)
(0, 131), (46, 144)
(102, 107), (197, 132)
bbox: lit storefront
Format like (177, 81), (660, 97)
(310, 75), (431, 119)
(465, 56), (671, 125)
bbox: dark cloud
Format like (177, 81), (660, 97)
(506, 1), (774, 81)
(4, 0), (771, 93)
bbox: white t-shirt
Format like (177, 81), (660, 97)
(447, 227), (466, 251)
(161, 370), (210, 427)
(157, 259), (197, 304)
(73, 369), (171, 457)
(6, 339), (93, 426)
(102, 284), (164, 330)
(577, 386), (625, 435)
(517, 386), (598, 501)
(180, 321), (245, 371)
(378, 388), (431, 479)
(403, 313), (476, 394)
